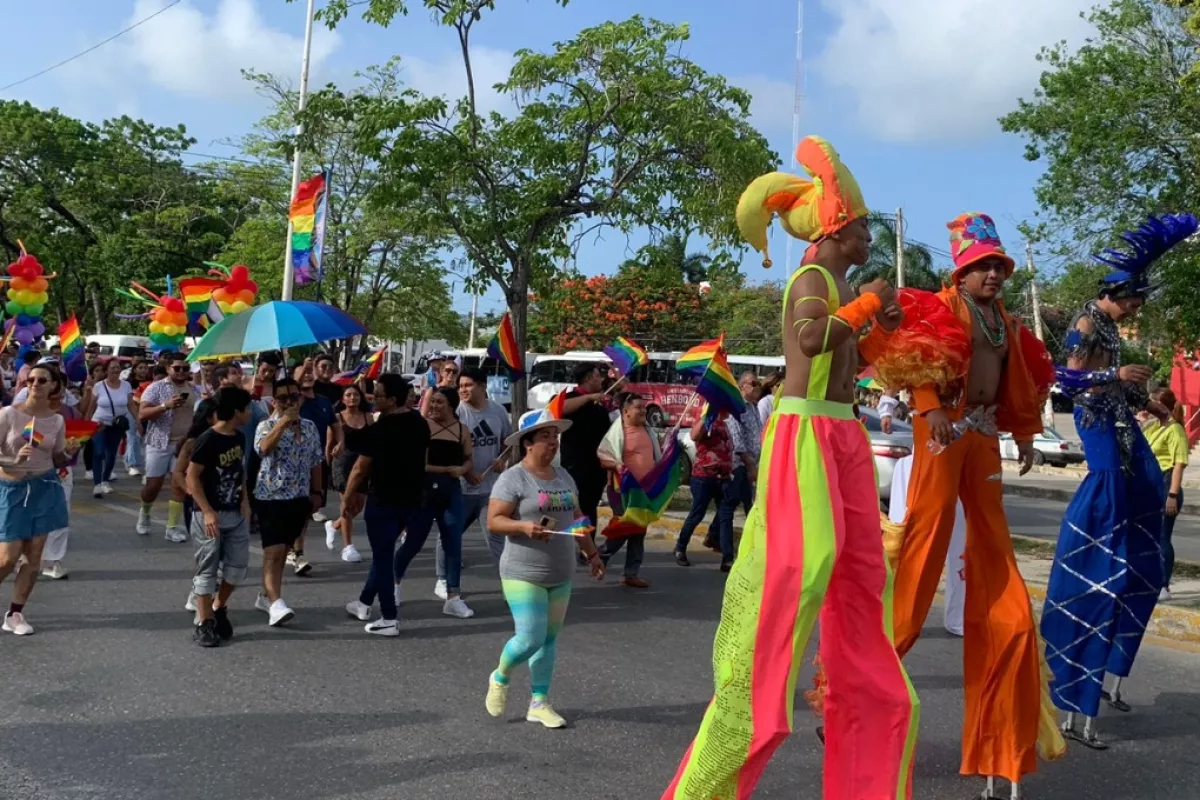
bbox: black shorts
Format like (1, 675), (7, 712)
(255, 497), (311, 549)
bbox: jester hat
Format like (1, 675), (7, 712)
(1093, 213), (1198, 299)
(947, 212), (1015, 283)
(736, 136), (868, 268)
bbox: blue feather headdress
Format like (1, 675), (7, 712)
(1094, 213), (1199, 298)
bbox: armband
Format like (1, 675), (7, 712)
(833, 292), (883, 331)
(1054, 366), (1117, 397)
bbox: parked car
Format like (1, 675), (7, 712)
(857, 408), (914, 502)
(1050, 386), (1074, 413)
(999, 427), (1084, 466)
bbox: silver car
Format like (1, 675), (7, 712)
(856, 408), (914, 502)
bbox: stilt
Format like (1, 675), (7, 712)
(979, 776), (1022, 799)
(815, 726), (825, 744)
(1101, 675), (1132, 712)
(1063, 712), (1108, 750)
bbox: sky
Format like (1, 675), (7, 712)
(0, 0), (1099, 316)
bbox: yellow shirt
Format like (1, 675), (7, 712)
(1143, 420), (1189, 473)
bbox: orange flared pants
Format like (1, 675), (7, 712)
(892, 416), (1040, 783)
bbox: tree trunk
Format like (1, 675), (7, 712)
(90, 286), (106, 334)
(509, 257), (530, 424)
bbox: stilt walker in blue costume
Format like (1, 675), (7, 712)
(1042, 213), (1198, 750)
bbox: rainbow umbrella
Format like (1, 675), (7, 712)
(186, 300), (366, 361)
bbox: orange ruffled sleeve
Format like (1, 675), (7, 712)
(872, 289), (971, 405)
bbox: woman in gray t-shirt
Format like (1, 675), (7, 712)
(485, 412), (605, 729)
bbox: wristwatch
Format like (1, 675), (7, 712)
(1169, 492), (1180, 499)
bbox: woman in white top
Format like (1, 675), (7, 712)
(83, 358), (134, 497)
(0, 363), (78, 636)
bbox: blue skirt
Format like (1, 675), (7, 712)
(0, 470), (69, 543)
(1041, 410), (1165, 717)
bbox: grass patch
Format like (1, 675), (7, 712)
(1011, 536), (1057, 559)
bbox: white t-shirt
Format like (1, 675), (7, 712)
(757, 394), (774, 425)
(13, 386), (79, 407)
(92, 380), (133, 424)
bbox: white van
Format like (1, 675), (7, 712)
(82, 334), (151, 359)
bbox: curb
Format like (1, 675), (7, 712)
(1002, 482), (1200, 517)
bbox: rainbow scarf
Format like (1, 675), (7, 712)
(486, 312), (524, 380)
(22, 418), (44, 448)
(289, 172), (329, 286)
(603, 336), (649, 377)
(58, 314), (87, 381)
(604, 438), (684, 538)
(676, 334), (726, 377)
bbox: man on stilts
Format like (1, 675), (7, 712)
(1042, 213), (1198, 749)
(661, 135), (919, 800)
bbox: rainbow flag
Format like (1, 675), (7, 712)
(335, 347), (387, 386)
(544, 389), (568, 420)
(486, 312), (525, 380)
(603, 336), (649, 377)
(557, 517), (596, 538)
(22, 418), (44, 448)
(604, 438), (684, 539)
(697, 349), (745, 430)
(0, 319), (13, 354)
(290, 172), (329, 286)
(58, 314), (87, 381)
(64, 418), (100, 443)
(179, 277), (226, 335)
(676, 334), (726, 377)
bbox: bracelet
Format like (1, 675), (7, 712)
(833, 292), (883, 330)
(1169, 492), (1180, 499)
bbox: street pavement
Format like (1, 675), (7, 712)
(2, 477), (1200, 799)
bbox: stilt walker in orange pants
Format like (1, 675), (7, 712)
(662, 136), (920, 800)
(890, 214), (1064, 799)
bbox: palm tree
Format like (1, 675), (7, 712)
(848, 213), (943, 291)
(622, 233), (713, 284)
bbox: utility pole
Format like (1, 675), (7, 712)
(895, 207), (906, 289)
(468, 292), (479, 349)
(281, 0), (317, 302)
(1027, 242), (1055, 427)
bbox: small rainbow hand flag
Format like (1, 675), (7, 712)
(179, 277), (226, 335)
(556, 518), (595, 538)
(335, 347), (387, 386)
(543, 389), (568, 420)
(676, 333), (726, 377)
(486, 312), (525, 380)
(697, 350), (746, 431)
(64, 419), (100, 443)
(603, 336), (649, 378)
(58, 314), (88, 381)
(22, 418), (44, 448)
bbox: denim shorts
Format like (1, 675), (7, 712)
(191, 510), (250, 596)
(0, 470), (69, 542)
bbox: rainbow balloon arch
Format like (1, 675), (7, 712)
(4, 244), (55, 350)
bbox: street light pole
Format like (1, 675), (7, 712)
(282, 0), (317, 302)
(895, 206), (906, 289)
(1027, 242), (1055, 427)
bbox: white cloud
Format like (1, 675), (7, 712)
(732, 75), (796, 135)
(63, 0), (339, 101)
(816, 0), (1094, 142)
(399, 46), (516, 117)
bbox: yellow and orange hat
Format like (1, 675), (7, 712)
(947, 212), (1015, 283)
(736, 136), (868, 268)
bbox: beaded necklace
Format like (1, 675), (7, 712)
(961, 291), (1007, 349)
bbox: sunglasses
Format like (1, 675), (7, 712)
(170, 365), (190, 372)
(26, 376), (50, 386)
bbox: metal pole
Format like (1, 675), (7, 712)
(784, 0), (805, 272)
(895, 207), (906, 288)
(282, 0), (317, 302)
(1027, 242), (1055, 427)
(468, 291), (479, 349)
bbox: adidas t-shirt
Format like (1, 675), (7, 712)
(456, 399), (512, 495)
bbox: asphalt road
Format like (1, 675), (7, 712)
(1005, 494), (1200, 562)
(2, 479), (1199, 799)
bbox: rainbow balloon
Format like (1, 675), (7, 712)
(4, 242), (56, 352)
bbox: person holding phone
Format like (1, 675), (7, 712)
(483, 410), (605, 729)
(137, 351), (199, 542)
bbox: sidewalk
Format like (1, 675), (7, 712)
(1001, 463), (1200, 515)
(598, 506), (1200, 644)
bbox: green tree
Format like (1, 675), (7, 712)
(1001, 0), (1200, 343)
(848, 213), (942, 291)
(302, 11), (776, 412)
(620, 233), (723, 285)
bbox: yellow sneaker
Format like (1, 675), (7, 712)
(485, 675), (508, 718)
(526, 701), (567, 729)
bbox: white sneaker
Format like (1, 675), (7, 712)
(185, 593), (197, 612)
(443, 596), (475, 619)
(136, 509), (152, 536)
(312, 511), (328, 523)
(325, 520), (338, 550)
(340, 544), (362, 563)
(100, 482), (114, 495)
(2, 611), (33, 635)
(93, 484), (104, 498)
(268, 599), (294, 627)
(365, 618), (399, 636)
(291, 554), (312, 576)
(433, 579), (448, 601)
(345, 600), (372, 621)
(127, 466), (142, 477)
(165, 526), (188, 543)
(254, 593), (271, 613)
(41, 562), (68, 580)
(1160, 587), (1173, 602)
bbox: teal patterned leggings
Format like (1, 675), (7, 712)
(493, 579), (572, 700)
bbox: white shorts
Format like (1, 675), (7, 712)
(145, 447), (177, 479)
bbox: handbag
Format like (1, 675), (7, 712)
(102, 382), (131, 434)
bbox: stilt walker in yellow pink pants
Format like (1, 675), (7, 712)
(662, 136), (919, 800)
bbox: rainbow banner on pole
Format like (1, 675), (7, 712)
(676, 333), (726, 377)
(603, 336), (649, 378)
(57, 314), (87, 381)
(290, 171), (329, 286)
(486, 312), (525, 380)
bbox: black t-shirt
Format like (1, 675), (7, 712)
(314, 380), (344, 407)
(559, 389), (611, 475)
(359, 410), (430, 508)
(190, 428), (246, 511)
